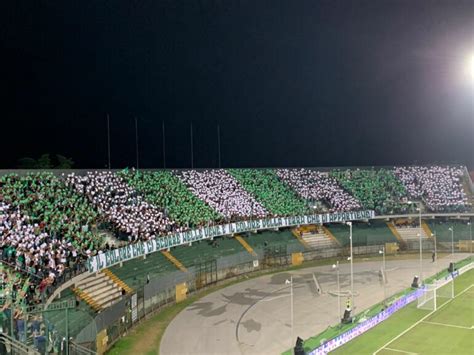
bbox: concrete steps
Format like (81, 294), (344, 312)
(234, 235), (258, 256)
(72, 270), (133, 312)
(394, 225), (429, 242)
(161, 250), (188, 272)
(298, 225), (339, 249)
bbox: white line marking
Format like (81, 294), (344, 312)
(260, 294), (290, 302)
(421, 320), (473, 330)
(373, 284), (474, 355)
(384, 347), (419, 354)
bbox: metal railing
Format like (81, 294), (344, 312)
(0, 332), (40, 355)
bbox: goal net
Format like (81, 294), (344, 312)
(417, 277), (454, 311)
(436, 277), (454, 300)
(417, 284), (437, 311)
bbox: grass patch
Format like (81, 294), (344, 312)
(331, 268), (473, 355)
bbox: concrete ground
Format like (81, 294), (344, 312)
(160, 253), (470, 355)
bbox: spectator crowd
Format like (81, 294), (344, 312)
(66, 171), (182, 240)
(229, 169), (310, 216)
(394, 166), (470, 212)
(178, 169), (268, 220)
(276, 169), (361, 212)
(119, 169), (221, 228)
(0, 202), (71, 306)
(330, 168), (409, 214)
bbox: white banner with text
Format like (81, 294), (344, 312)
(86, 210), (375, 272)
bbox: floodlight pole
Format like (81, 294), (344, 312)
(407, 201), (423, 283)
(347, 221), (354, 309)
(418, 207), (423, 284)
(468, 222), (472, 254)
(290, 275), (293, 348)
(449, 227), (454, 256)
(381, 246), (387, 305)
(333, 261), (341, 320)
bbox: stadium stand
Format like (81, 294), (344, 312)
(170, 237), (247, 267)
(393, 166), (470, 212)
(119, 169), (221, 228)
(330, 168), (409, 214)
(327, 220), (398, 246)
(177, 169), (268, 219)
(108, 251), (176, 289)
(241, 230), (305, 253)
(228, 169), (310, 216)
(276, 169), (361, 212)
(1, 165), (473, 355)
(1, 165), (473, 312)
(428, 220), (472, 242)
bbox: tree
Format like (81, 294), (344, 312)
(17, 157), (37, 169)
(36, 154), (53, 169)
(56, 155), (74, 169)
(16, 154), (75, 169)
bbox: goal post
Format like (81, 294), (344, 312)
(436, 277), (454, 300)
(417, 276), (454, 311)
(417, 284), (437, 311)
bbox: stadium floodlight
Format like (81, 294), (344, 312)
(468, 54), (474, 81)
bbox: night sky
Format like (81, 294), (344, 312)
(1, 1), (473, 169)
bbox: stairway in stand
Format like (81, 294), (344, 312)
(161, 250), (188, 272)
(72, 270), (133, 312)
(392, 221), (430, 244)
(294, 225), (339, 249)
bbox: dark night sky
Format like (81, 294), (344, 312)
(1, 1), (473, 169)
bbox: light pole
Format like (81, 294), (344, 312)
(332, 261), (341, 320)
(407, 201), (423, 278)
(468, 222), (472, 254)
(416, 206), (423, 285)
(290, 275), (293, 348)
(346, 221), (354, 309)
(448, 227), (454, 256)
(379, 246), (387, 306)
(431, 232), (437, 262)
(417, 232), (423, 284)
